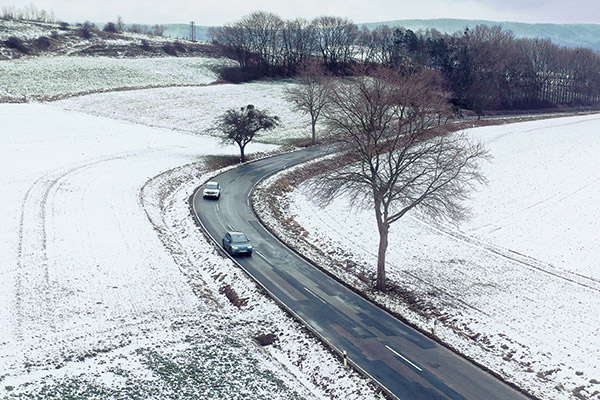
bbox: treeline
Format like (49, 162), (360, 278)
(1, 8), (165, 38)
(101, 17), (166, 36)
(1, 4), (55, 23)
(211, 12), (600, 111)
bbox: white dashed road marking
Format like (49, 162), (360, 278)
(386, 345), (423, 372)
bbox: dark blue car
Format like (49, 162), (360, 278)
(222, 231), (253, 256)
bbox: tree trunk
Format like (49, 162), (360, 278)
(376, 222), (389, 291)
(239, 143), (246, 163)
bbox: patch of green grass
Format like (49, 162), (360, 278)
(6, 334), (305, 400)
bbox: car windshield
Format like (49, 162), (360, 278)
(206, 183), (219, 190)
(230, 233), (248, 243)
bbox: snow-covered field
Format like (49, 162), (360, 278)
(0, 103), (381, 399)
(0, 56), (228, 102)
(54, 82), (316, 145)
(254, 114), (600, 400)
(2, 26), (598, 397)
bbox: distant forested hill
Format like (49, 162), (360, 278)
(360, 19), (600, 52)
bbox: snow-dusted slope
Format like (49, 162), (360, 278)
(462, 116), (600, 279)
(54, 82), (317, 145)
(0, 56), (228, 101)
(0, 103), (242, 392)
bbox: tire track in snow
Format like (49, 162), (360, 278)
(416, 218), (600, 292)
(469, 172), (600, 235)
(13, 148), (178, 345)
(15, 170), (61, 342)
(484, 114), (600, 144)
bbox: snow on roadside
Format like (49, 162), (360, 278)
(252, 114), (600, 400)
(0, 103), (382, 399)
(54, 82), (318, 145)
(0, 56), (229, 101)
(141, 161), (384, 400)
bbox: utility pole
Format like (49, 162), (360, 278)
(190, 21), (196, 41)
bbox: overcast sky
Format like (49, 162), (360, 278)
(6, 0), (600, 25)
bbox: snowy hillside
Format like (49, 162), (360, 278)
(54, 82), (316, 145)
(0, 56), (230, 102)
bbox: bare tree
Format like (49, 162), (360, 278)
(212, 24), (254, 69)
(281, 18), (316, 75)
(2, 3), (54, 22)
(212, 11), (284, 73)
(211, 105), (280, 162)
(153, 24), (165, 36)
(311, 16), (358, 73)
(239, 11), (284, 71)
(103, 22), (118, 33)
(116, 16), (125, 32)
(128, 24), (145, 34)
(315, 67), (488, 291)
(284, 62), (330, 144)
(358, 25), (395, 65)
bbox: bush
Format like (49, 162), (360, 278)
(218, 66), (265, 84)
(4, 36), (28, 53)
(58, 21), (69, 30)
(162, 43), (177, 56)
(174, 41), (187, 53)
(33, 36), (52, 50)
(255, 333), (277, 346)
(79, 21), (96, 39)
(79, 27), (92, 39)
(140, 39), (152, 51)
(103, 22), (118, 33)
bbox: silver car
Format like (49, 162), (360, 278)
(203, 181), (221, 199)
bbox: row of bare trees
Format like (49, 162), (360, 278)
(1, 5), (56, 23)
(210, 13), (359, 76)
(425, 26), (600, 112)
(212, 12), (600, 111)
(101, 16), (165, 37)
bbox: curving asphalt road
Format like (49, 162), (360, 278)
(192, 147), (530, 400)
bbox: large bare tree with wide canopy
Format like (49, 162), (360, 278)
(315, 67), (489, 291)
